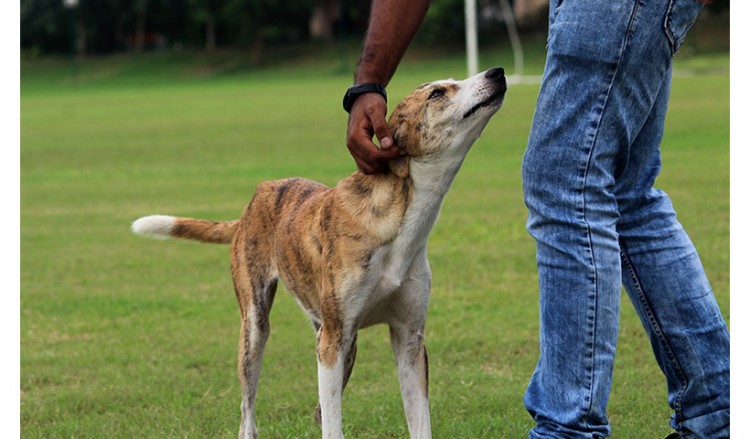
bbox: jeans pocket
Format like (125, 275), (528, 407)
(664, 0), (704, 55)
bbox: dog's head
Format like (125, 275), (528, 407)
(387, 67), (506, 177)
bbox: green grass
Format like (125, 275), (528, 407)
(21, 46), (729, 438)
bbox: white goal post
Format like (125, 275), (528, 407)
(464, 0), (528, 83)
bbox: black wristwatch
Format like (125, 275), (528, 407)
(342, 83), (387, 113)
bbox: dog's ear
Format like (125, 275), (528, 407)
(388, 156), (410, 179)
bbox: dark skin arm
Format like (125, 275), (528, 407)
(347, 0), (708, 174)
(346, 0), (432, 174)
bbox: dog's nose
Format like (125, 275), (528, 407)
(485, 67), (505, 80)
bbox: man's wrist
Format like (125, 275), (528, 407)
(342, 83), (387, 113)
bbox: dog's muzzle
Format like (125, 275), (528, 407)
(463, 67), (507, 119)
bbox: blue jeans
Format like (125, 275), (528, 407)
(521, 0), (730, 437)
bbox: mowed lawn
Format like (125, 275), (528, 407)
(20, 50), (729, 438)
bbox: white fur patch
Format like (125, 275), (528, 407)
(131, 215), (176, 239)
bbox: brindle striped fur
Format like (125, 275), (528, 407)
(131, 68), (506, 439)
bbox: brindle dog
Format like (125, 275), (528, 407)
(132, 67), (506, 439)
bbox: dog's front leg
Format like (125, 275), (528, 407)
(390, 321), (431, 439)
(388, 259), (432, 439)
(316, 320), (351, 439)
(314, 333), (358, 425)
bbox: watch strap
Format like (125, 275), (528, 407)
(343, 83), (387, 113)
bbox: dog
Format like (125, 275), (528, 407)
(131, 67), (506, 439)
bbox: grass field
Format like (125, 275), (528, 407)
(21, 44), (729, 438)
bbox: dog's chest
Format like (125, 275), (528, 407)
(347, 244), (425, 327)
(276, 177), (443, 328)
(280, 237), (424, 329)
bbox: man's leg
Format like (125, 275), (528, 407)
(616, 70), (730, 439)
(521, 0), (692, 436)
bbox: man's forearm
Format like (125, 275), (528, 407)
(355, 0), (431, 86)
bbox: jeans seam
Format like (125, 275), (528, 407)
(577, 0), (643, 423)
(626, 0), (643, 37)
(620, 242), (688, 422)
(663, 0), (678, 53)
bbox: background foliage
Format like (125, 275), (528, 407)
(20, 0), (730, 56)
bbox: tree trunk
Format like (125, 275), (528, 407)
(205, 15), (216, 52)
(75, 15), (86, 59)
(135, 13), (146, 52)
(134, 0), (148, 52)
(251, 29), (263, 65)
(309, 0), (339, 41)
(115, 15), (126, 50)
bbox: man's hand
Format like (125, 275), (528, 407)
(344, 0), (431, 172)
(346, 93), (402, 174)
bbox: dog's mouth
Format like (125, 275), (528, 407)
(462, 88), (506, 120)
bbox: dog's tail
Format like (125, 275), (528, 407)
(131, 215), (239, 244)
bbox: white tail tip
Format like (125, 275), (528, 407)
(131, 215), (176, 240)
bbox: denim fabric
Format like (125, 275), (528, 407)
(521, 0), (729, 438)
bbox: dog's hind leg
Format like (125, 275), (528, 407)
(232, 233), (278, 439)
(235, 277), (277, 439)
(235, 276), (277, 439)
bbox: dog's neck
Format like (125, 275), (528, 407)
(389, 153), (468, 256)
(334, 150), (469, 292)
(337, 149), (466, 247)
(336, 170), (414, 245)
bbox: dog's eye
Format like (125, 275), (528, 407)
(428, 88), (446, 100)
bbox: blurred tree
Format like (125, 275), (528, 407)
(188, 0), (222, 51)
(133, 0), (149, 52)
(707, 0), (729, 13)
(310, 0), (338, 41)
(221, 0), (314, 62)
(418, 0), (466, 44)
(19, 0), (732, 56)
(82, 0), (120, 53)
(21, 0), (67, 54)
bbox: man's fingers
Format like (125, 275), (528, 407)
(346, 93), (400, 173)
(346, 117), (387, 174)
(367, 102), (394, 151)
(347, 132), (388, 174)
